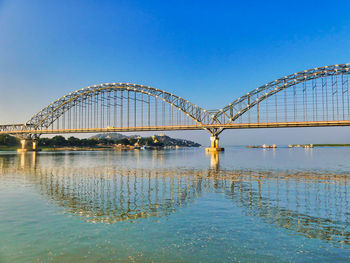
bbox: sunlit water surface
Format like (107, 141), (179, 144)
(0, 147), (349, 262)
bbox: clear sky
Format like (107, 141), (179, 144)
(1, 0), (350, 145)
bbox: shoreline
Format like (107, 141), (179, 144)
(313, 144), (350, 147)
(2, 144), (350, 152)
(0, 146), (201, 152)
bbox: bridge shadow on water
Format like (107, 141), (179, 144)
(0, 151), (349, 248)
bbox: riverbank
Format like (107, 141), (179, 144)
(39, 146), (113, 151)
(291, 144), (350, 147)
(0, 145), (197, 151)
(313, 144), (350, 147)
(0, 145), (19, 151)
(0, 133), (201, 152)
(0, 145), (114, 152)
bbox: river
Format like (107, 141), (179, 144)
(0, 147), (349, 262)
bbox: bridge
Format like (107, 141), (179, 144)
(2, 63), (350, 151)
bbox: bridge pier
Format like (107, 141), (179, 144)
(205, 135), (224, 152)
(17, 138), (40, 153)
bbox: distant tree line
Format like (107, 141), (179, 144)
(138, 137), (164, 147)
(107, 137), (163, 146)
(38, 136), (99, 147)
(0, 134), (19, 146)
(0, 134), (191, 148)
(37, 135), (164, 147)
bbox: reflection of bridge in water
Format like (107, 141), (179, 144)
(2, 63), (350, 151)
(1, 153), (349, 246)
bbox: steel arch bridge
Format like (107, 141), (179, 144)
(2, 63), (350, 149)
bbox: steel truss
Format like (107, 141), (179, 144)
(1, 63), (350, 137)
(25, 83), (214, 131)
(214, 63), (350, 124)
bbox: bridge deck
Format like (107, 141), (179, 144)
(2, 120), (350, 135)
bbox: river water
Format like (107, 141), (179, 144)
(0, 147), (349, 262)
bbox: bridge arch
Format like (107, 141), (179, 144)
(213, 63), (350, 126)
(25, 83), (214, 132)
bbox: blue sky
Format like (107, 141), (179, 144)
(1, 0), (350, 145)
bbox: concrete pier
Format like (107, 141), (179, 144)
(205, 135), (224, 152)
(17, 139), (41, 153)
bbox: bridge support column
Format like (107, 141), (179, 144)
(205, 135), (224, 152)
(32, 140), (37, 151)
(17, 139), (29, 153)
(17, 138), (40, 153)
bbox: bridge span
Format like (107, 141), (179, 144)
(1, 63), (350, 151)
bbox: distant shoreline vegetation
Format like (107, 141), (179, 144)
(0, 133), (201, 150)
(313, 144), (350, 147)
(247, 143), (350, 148)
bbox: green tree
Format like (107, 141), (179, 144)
(119, 138), (130, 145)
(0, 134), (19, 146)
(67, 136), (81, 146)
(38, 137), (51, 146)
(50, 136), (67, 146)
